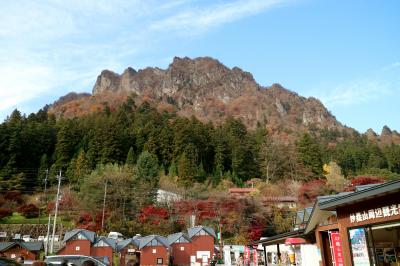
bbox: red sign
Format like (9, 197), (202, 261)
(244, 246), (250, 265)
(253, 249), (258, 266)
(329, 231), (344, 266)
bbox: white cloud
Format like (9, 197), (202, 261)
(310, 63), (400, 108)
(0, 0), (291, 117)
(0, 63), (56, 110)
(150, 0), (289, 35)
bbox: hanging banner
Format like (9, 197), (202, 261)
(244, 246), (250, 265)
(329, 231), (344, 266)
(253, 249), (258, 266)
(349, 228), (371, 266)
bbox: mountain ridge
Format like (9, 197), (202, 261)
(49, 56), (399, 144)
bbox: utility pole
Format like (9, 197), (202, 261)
(44, 169), (50, 256)
(38, 169), (49, 240)
(218, 215), (223, 262)
(44, 169), (49, 202)
(101, 180), (108, 231)
(45, 214), (51, 256)
(50, 170), (62, 254)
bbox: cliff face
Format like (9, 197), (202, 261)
(92, 57), (259, 103)
(50, 56), (350, 137)
(76, 56), (342, 133)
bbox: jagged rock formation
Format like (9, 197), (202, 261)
(51, 57), (347, 135)
(379, 126), (400, 145)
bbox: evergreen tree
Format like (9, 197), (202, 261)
(136, 151), (160, 204)
(177, 152), (196, 187)
(385, 145), (400, 173)
(66, 150), (91, 189)
(54, 119), (80, 170)
(37, 154), (49, 185)
(196, 161), (207, 182)
(125, 147), (136, 166)
(137, 151), (159, 181)
(297, 133), (323, 176)
(168, 161), (178, 178)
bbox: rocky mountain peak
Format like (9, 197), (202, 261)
(381, 125), (392, 136)
(93, 70), (121, 94)
(53, 56), (351, 133)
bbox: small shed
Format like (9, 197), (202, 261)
(117, 236), (141, 266)
(57, 229), (96, 256)
(91, 236), (117, 266)
(0, 241), (43, 261)
(139, 235), (169, 266)
(188, 226), (216, 265)
(168, 232), (192, 266)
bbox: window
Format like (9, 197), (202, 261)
(75, 246), (80, 251)
(180, 247), (185, 251)
(157, 258), (163, 265)
(152, 249), (157, 254)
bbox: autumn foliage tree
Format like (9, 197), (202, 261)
(344, 176), (385, 191)
(18, 204), (39, 218)
(0, 208), (12, 219)
(298, 179), (331, 206)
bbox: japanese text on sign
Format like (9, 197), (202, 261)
(330, 232), (344, 266)
(349, 204), (400, 223)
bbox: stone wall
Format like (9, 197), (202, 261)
(0, 224), (66, 240)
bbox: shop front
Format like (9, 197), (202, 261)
(320, 180), (400, 266)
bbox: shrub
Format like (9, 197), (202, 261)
(298, 179), (331, 206)
(139, 205), (168, 223)
(344, 176), (385, 191)
(0, 208), (12, 219)
(18, 204), (39, 218)
(0, 195), (5, 206)
(4, 191), (23, 203)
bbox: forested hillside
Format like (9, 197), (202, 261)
(1, 96), (399, 193)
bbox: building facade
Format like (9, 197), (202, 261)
(257, 180), (400, 266)
(188, 226), (216, 265)
(57, 229), (116, 265)
(139, 235), (170, 266)
(319, 181), (400, 266)
(168, 232), (192, 266)
(0, 241), (43, 261)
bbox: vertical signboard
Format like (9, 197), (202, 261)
(253, 249), (258, 266)
(244, 246), (250, 265)
(329, 231), (344, 266)
(349, 228), (371, 266)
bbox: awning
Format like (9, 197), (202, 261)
(251, 229), (307, 246)
(284, 237), (306, 245)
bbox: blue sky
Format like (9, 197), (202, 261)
(0, 0), (399, 133)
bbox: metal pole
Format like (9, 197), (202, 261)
(45, 214), (51, 256)
(38, 169), (49, 232)
(263, 245), (268, 266)
(44, 169), (50, 256)
(44, 169), (48, 201)
(50, 170), (62, 254)
(219, 220), (223, 261)
(101, 180), (108, 230)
